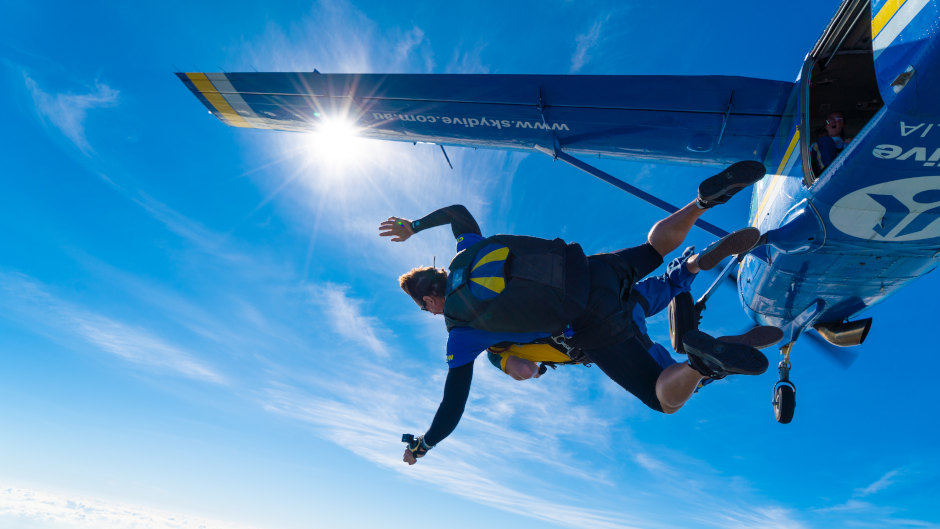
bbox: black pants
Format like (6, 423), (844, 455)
(574, 243), (667, 412)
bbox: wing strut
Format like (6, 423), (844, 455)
(533, 144), (729, 239)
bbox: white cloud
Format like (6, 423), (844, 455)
(394, 26), (434, 72)
(814, 499), (873, 513)
(571, 18), (606, 73)
(0, 484), (259, 529)
(241, 0), (433, 73)
(255, 342), (812, 529)
(0, 272), (226, 385)
(23, 73), (118, 154)
(447, 41), (490, 74)
(68, 312), (227, 384)
(305, 282), (393, 357)
(258, 377), (649, 529)
(857, 469), (900, 497)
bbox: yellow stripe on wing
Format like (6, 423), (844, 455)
(184, 72), (251, 128)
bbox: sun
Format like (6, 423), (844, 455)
(304, 114), (365, 168)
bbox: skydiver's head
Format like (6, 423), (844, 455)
(825, 112), (845, 137)
(399, 266), (448, 315)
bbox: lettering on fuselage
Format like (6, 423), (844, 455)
(370, 112), (570, 132)
(830, 176), (940, 241)
(873, 144), (940, 166)
(872, 122), (940, 167)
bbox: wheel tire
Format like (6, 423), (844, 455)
(773, 383), (796, 424)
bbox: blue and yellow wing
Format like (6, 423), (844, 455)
(177, 72), (792, 166)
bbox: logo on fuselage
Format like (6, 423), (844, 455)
(830, 176), (940, 241)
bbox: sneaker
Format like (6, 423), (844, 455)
(683, 330), (769, 379)
(718, 325), (784, 350)
(696, 227), (761, 271)
(697, 160), (766, 209)
(668, 292), (699, 354)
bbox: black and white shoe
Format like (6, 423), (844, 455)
(696, 227), (761, 271)
(697, 160), (766, 209)
(683, 330), (769, 380)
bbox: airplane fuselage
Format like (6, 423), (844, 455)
(743, 0), (940, 338)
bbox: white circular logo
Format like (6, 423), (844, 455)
(829, 175), (940, 241)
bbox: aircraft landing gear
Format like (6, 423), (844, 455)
(773, 342), (797, 423)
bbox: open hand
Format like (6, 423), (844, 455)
(379, 217), (414, 242)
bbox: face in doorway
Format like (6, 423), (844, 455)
(825, 112), (845, 138)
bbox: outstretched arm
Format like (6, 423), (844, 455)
(403, 362), (473, 465)
(380, 205), (481, 243)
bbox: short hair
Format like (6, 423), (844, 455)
(399, 267), (448, 304)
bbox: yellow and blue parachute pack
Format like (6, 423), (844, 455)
(443, 235), (590, 333)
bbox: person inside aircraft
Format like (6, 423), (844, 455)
(811, 111), (852, 174)
(485, 248), (782, 383)
(380, 161), (772, 465)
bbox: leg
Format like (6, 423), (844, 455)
(647, 201), (705, 258)
(648, 160), (767, 258)
(655, 363), (705, 414)
(584, 336), (672, 413)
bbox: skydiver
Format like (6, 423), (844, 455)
(379, 161), (771, 465)
(485, 246), (783, 384)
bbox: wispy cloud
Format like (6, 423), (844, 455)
(814, 499), (873, 513)
(23, 73), (118, 154)
(0, 272), (226, 385)
(857, 469), (901, 497)
(242, 0), (433, 73)
(259, 376), (648, 529)
(571, 18), (607, 73)
(0, 483), (259, 529)
(447, 41), (490, 74)
(255, 339), (811, 529)
(69, 312), (227, 384)
(305, 282), (393, 357)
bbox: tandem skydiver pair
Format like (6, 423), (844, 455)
(379, 161), (782, 465)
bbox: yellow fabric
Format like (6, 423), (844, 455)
(471, 246), (509, 271)
(488, 343), (572, 372)
(470, 276), (505, 293)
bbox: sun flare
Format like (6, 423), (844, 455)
(305, 115), (364, 167)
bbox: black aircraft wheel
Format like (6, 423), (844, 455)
(773, 383), (796, 424)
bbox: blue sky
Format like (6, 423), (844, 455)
(2, 1), (940, 528)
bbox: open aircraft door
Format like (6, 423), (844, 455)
(798, 0), (885, 186)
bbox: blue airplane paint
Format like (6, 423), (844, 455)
(740, 0), (940, 333)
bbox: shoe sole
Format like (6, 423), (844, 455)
(697, 227), (761, 271)
(718, 326), (784, 350)
(668, 291), (697, 354)
(683, 330), (769, 376)
(698, 160), (766, 205)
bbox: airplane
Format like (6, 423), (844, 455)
(175, 0), (940, 423)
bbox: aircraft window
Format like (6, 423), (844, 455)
(801, 0), (884, 186)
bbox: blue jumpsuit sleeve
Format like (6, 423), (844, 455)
(446, 327), (550, 367)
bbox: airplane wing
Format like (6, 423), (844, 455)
(177, 72), (792, 166)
